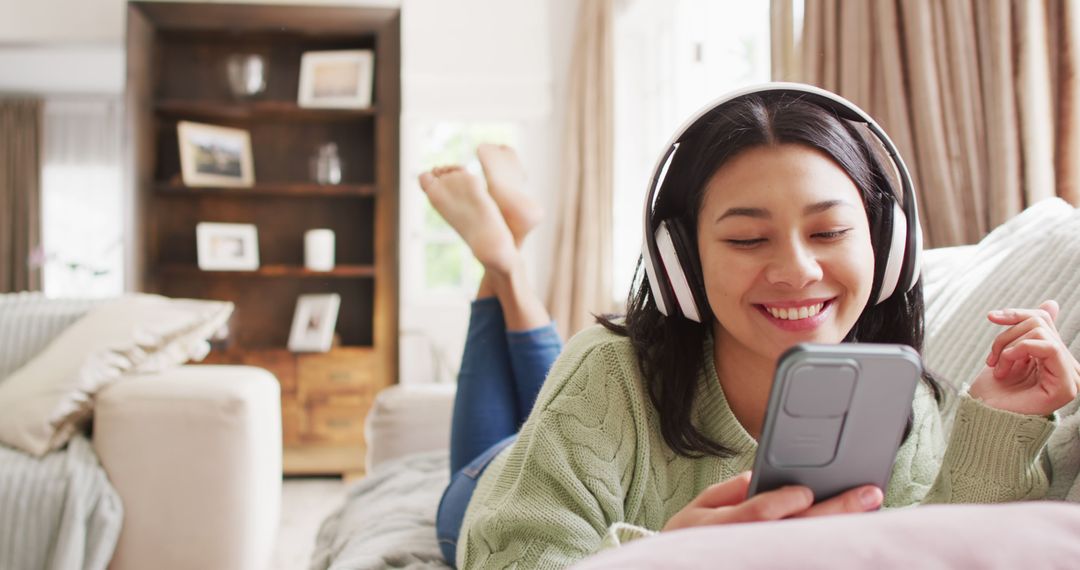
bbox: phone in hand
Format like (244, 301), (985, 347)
(747, 343), (923, 504)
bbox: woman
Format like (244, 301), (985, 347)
(420, 86), (1079, 570)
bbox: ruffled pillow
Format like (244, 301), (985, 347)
(0, 294), (233, 456)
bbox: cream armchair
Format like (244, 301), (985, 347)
(93, 365), (281, 570)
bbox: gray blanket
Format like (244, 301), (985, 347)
(311, 451), (452, 570)
(0, 434), (123, 570)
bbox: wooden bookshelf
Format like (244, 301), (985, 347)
(126, 2), (400, 477)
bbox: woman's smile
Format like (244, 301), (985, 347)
(754, 297), (836, 332)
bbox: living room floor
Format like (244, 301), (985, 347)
(274, 478), (351, 569)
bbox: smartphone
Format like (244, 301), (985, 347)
(746, 343), (923, 504)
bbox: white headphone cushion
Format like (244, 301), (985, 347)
(875, 201), (907, 304)
(655, 222), (702, 322)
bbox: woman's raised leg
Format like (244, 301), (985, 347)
(419, 165), (520, 473)
(477, 144), (562, 418)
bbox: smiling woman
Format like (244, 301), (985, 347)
(429, 84), (1073, 570)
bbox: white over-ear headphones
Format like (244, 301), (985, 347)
(641, 82), (923, 323)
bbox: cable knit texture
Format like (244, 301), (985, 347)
(458, 325), (1055, 569)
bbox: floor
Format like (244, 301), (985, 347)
(272, 477), (352, 570)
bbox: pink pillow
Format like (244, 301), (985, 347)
(572, 502), (1080, 569)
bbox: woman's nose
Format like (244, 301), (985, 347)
(764, 240), (824, 288)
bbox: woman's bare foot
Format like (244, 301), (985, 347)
(418, 165), (518, 274)
(477, 144), (543, 244)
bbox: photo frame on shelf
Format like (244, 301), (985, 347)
(177, 121), (255, 187)
(297, 49), (374, 109)
(287, 293), (341, 352)
(196, 222), (260, 271)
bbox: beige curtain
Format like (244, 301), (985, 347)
(0, 99), (43, 292)
(547, 0), (616, 338)
(773, 0), (1080, 247)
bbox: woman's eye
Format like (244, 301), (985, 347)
(725, 238), (765, 248)
(814, 228), (853, 240)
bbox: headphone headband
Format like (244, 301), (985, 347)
(641, 82), (922, 321)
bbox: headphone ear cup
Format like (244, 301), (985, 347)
(655, 221), (704, 322)
(664, 220), (709, 322)
(874, 200), (908, 305)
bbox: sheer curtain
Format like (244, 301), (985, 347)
(41, 98), (124, 297)
(547, 0), (616, 339)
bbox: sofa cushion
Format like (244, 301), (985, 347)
(0, 294), (233, 456)
(570, 501), (1080, 570)
(0, 293), (106, 382)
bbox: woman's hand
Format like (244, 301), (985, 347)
(661, 471), (883, 532)
(969, 300), (1080, 416)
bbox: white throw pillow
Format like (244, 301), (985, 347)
(918, 197), (1080, 500)
(921, 197), (1080, 395)
(0, 294), (233, 456)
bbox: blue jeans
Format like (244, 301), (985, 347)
(435, 297), (562, 566)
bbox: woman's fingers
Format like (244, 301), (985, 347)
(1000, 339), (1078, 402)
(1001, 339), (1067, 376)
(988, 319), (1046, 368)
(794, 485), (882, 518)
(986, 301), (1060, 367)
(1041, 300), (1061, 321)
(691, 471), (752, 508)
(721, 486), (814, 523)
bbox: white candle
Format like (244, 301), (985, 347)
(304, 229), (335, 271)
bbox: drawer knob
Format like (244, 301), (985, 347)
(329, 371), (353, 382)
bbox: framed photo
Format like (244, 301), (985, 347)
(288, 293), (341, 352)
(196, 222), (260, 271)
(177, 121), (255, 187)
(298, 49), (374, 109)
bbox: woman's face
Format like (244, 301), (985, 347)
(697, 143), (876, 363)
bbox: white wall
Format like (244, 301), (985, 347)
(0, 45), (124, 94)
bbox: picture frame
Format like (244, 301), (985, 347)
(177, 121), (255, 187)
(196, 222), (260, 271)
(297, 49), (374, 109)
(287, 293), (341, 352)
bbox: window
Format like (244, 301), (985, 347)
(612, 0), (771, 303)
(404, 121), (520, 299)
(41, 98), (125, 298)
(397, 120), (522, 384)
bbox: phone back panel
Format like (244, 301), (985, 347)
(747, 343), (922, 502)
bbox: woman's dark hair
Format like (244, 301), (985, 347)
(598, 92), (941, 458)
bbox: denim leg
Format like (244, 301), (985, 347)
(436, 434), (516, 566)
(506, 323), (563, 423)
(449, 297), (519, 474)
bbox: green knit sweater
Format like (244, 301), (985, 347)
(457, 325), (1056, 569)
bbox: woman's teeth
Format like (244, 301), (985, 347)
(765, 302), (825, 320)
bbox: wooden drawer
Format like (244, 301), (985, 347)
(281, 397), (306, 446)
(305, 401), (368, 445)
(298, 348), (377, 400)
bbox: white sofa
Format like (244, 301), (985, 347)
(0, 294), (282, 570)
(94, 365), (282, 570)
